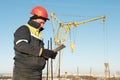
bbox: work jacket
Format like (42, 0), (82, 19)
(13, 20), (46, 79)
(14, 20), (46, 69)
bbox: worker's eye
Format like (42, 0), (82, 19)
(39, 22), (45, 25)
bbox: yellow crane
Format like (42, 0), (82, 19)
(50, 13), (106, 52)
(50, 13), (107, 78)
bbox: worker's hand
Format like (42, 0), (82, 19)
(42, 49), (58, 59)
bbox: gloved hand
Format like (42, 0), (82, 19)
(42, 49), (58, 59)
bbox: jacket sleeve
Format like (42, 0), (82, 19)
(14, 25), (40, 56)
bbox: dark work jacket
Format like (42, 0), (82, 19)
(13, 20), (46, 79)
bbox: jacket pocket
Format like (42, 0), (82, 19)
(30, 56), (46, 69)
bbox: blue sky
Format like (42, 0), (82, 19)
(0, 0), (120, 75)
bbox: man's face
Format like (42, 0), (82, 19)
(33, 19), (46, 29)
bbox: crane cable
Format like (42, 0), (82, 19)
(103, 19), (109, 63)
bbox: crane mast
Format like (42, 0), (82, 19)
(50, 13), (106, 52)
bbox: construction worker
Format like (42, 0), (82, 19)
(13, 6), (57, 80)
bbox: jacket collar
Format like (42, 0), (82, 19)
(27, 20), (44, 32)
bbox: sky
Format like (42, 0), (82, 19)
(0, 0), (120, 76)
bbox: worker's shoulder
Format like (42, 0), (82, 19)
(14, 25), (29, 34)
(17, 25), (29, 30)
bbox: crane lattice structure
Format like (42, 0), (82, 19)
(50, 13), (106, 52)
(49, 13), (107, 79)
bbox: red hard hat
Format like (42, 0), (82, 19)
(31, 6), (49, 20)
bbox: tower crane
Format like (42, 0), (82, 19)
(49, 13), (107, 79)
(50, 13), (106, 52)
